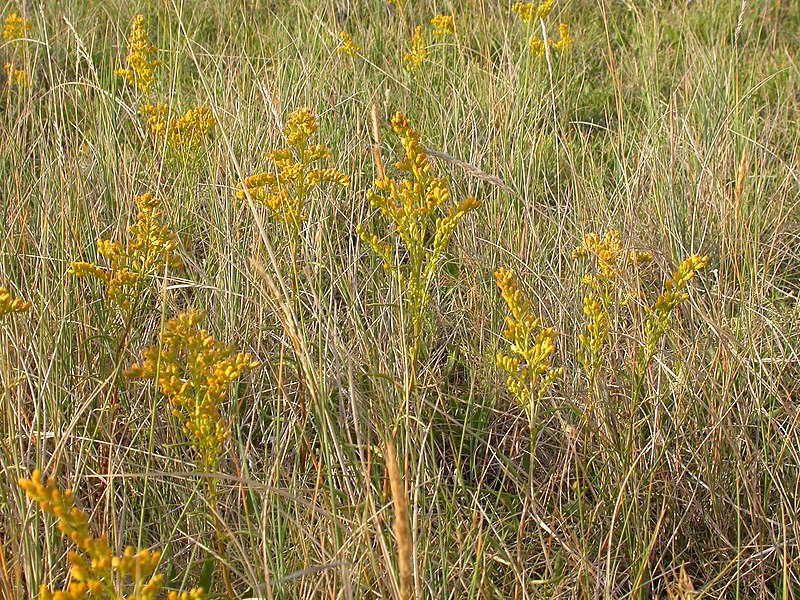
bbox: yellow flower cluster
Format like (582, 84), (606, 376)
(3, 61), (26, 86)
(495, 268), (562, 413)
(337, 31), (360, 56)
(529, 23), (573, 56)
(572, 230), (652, 379)
(0, 287), (30, 318)
(431, 15), (455, 36)
(126, 309), (259, 472)
(357, 113), (481, 335)
(643, 254), (709, 361)
(116, 14), (161, 92)
(140, 103), (217, 157)
(68, 193), (181, 321)
(2, 12), (31, 41)
(404, 26), (429, 74)
(511, 0), (554, 24)
(19, 471), (204, 600)
(511, 1), (573, 57)
(235, 107), (349, 231)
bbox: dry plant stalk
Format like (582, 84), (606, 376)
(386, 439), (413, 600)
(370, 103), (385, 180)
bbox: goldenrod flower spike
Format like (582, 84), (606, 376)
(358, 112), (481, 360)
(235, 107), (349, 230)
(140, 103), (217, 158)
(116, 14), (161, 92)
(403, 26), (429, 73)
(19, 471), (202, 600)
(495, 268), (562, 413)
(68, 193), (181, 322)
(127, 309), (259, 473)
(511, 0), (554, 24)
(2, 12), (32, 41)
(337, 31), (361, 56)
(0, 287), (31, 318)
(431, 15), (455, 36)
(3, 62), (27, 87)
(643, 254), (709, 363)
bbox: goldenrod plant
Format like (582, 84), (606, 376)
(3, 61), (26, 87)
(403, 26), (429, 74)
(69, 193), (181, 347)
(336, 31), (360, 56)
(2, 12), (32, 90)
(127, 309), (258, 473)
(0, 287), (30, 318)
(140, 103), (217, 159)
(430, 15), (454, 37)
(639, 254), (709, 378)
(511, 0), (554, 23)
(512, 0), (573, 57)
(116, 15), (161, 92)
(235, 107), (349, 260)
(2, 12), (31, 41)
(127, 309), (257, 596)
(572, 230), (708, 412)
(357, 112), (481, 370)
(495, 268), (562, 425)
(19, 470), (205, 600)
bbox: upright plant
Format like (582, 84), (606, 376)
(69, 193), (182, 356)
(357, 112), (481, 379)
(19, 470), (205, 600)
(127, 309), (258, 596)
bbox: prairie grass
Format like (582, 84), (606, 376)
(1, 0), (799, 598)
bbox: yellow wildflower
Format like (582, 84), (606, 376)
(140, 103), (217, 157)
(431, 15), (455, 36)
(553, 23), (574, 52)
(127, 309), (259, 472)
(336, 31), (360, 56)
(495, 268), (562, 414)
(18, 470), (202, 600)
(511, 0), (554, 24)
(357, 112), (481, 347)
(403, 26), (429, 73)
(0, 287), (30, 318)
(3, 62), (26, 86)
(68, 193), (181, 321)
(2, 12), (31, 41)
(116, 14), (161, 92)
(235, 107), (349, 231)
(643, 254), (709, 361)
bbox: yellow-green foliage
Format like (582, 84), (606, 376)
(126, 309), (258, 473)
(357, 112), (481, 342)
(495, 268), (562, 418)
(0, 286), (30, 318)
(336, 31), (360, 56)
(19, 470), (205, 600)
(235, 107), (349, 233)
(116, 15), (161, 92)
(68, 193), (182, 324)
(2, 12), (31, 41)
(140, 103), (217, 158)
